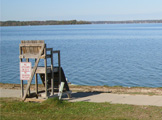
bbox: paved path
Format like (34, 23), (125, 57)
(0, 88), (162, 106)
(0, 88), (21, 98)
(67, 92), (162, 106)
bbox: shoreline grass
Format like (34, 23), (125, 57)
(1, 82), (162, 96)
(1, 82), (162, 88)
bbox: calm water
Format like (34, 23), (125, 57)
(0, 24), (162, 87)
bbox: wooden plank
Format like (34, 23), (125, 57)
(58, 51), (61, 84)
(19, 45), (24, 98)
(53, 50), (60, 53)
(19, 54), (51, 59)
(35, 73), (38, 95)
(20, 43), (44, 47)
(51, 48), (54, 95)
(53, 50), (61, 85)
(23, 44), (45, 101)
(46, 48), (53, 51)
(19, 54), (39, 59)
(21, 80), (24, 98)
(21, 40), (44, 43)
(26, 58), (30, 96)
(33, 67), (53, 74)
(44, 46), (48, 98)
(35, 58), (38, 96)
(34, 67), (46, 73)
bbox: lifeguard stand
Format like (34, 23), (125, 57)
(19, 40), (71, 101)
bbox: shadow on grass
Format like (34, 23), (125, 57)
(63, 91), (104, 102)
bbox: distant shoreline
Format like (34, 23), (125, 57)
(0, 20), (162, 26)
(91, 20), (162, 24)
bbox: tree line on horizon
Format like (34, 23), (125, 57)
(0, 20), (91, 26)
(91, 20), (162, 24)
(0, 20), (162, 26)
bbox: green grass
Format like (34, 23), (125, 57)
(0, 98), (162, 120)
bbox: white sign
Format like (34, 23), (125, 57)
(20, 62), (31, 80)
(58, 82), (65, 100)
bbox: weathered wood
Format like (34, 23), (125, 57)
(52, 50), (61, 86)
(32, 67), (51, 74)
(35, 58), (38, 96)
(44, 46), (48, 98)
(23, 44), (45, 101)
(19, 45), (24, 98)
(53, 50), (60, 53)
(46, 48), (53, 51)
(21, 80), (24, 98)
(21, 40), (44, 43)
(20, 43), (44, 47)
(35, 73), (38, 95)
(58, 51), (61, 85)
(20, 41), (45, 57)
(19, 40), (70, 100)
(39, 74), (45, 86)
(26, 58), (30, 96)
(19, 54), (51, 59)
(51, 48), (54, 95)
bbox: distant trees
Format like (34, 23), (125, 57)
(1, 20), (162, 26)
(0, 20), (91, 26)
(91, 20), (162, 24)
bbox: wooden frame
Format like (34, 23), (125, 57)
(19, 40), (53, 100)
(19, 40), (71, 101)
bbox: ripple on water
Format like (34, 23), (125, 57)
(1, 24), (162, 87)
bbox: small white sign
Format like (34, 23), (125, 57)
(58, 82), (65, 100)
(20, 62), (31, 80)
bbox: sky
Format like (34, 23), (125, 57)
(1, 0), (162, 21)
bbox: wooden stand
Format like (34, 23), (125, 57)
(19, 40), (71, 101)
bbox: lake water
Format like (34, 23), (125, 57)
(0, 24), (162, 87)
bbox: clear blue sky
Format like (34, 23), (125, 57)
(1, 0), (162, 21)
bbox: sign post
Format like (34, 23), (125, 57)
(20, 62), (32, 80)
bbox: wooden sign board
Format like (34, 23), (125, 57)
(20, 62), (31, 80)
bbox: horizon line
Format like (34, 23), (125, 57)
(1, 19), (162, 22)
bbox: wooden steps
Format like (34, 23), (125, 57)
(39, 67), (70, 92)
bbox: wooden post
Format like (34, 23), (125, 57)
(58, 51), (61, 85)
(44, 45), (48, 98)
(21, 80), (24, 98)
(51, 48), (54, 96)
(35, 73), (38, 96)
(35, 58), (38, 96)
(19, 45), (24, 98)
(26, 58), (30, 96)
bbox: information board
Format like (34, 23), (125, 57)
(20, 62), (32, 80)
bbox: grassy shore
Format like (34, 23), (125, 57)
(1, 83), (162, 96)
(1, 97), (162, 120)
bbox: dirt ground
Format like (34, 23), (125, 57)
(0, 83), (162, 96)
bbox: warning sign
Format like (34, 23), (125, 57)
(20, 62), (32, 80)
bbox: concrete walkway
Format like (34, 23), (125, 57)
(0, 88), (162, 106)
(67, 92), (162, 106)
(0, 88), (21, 98)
